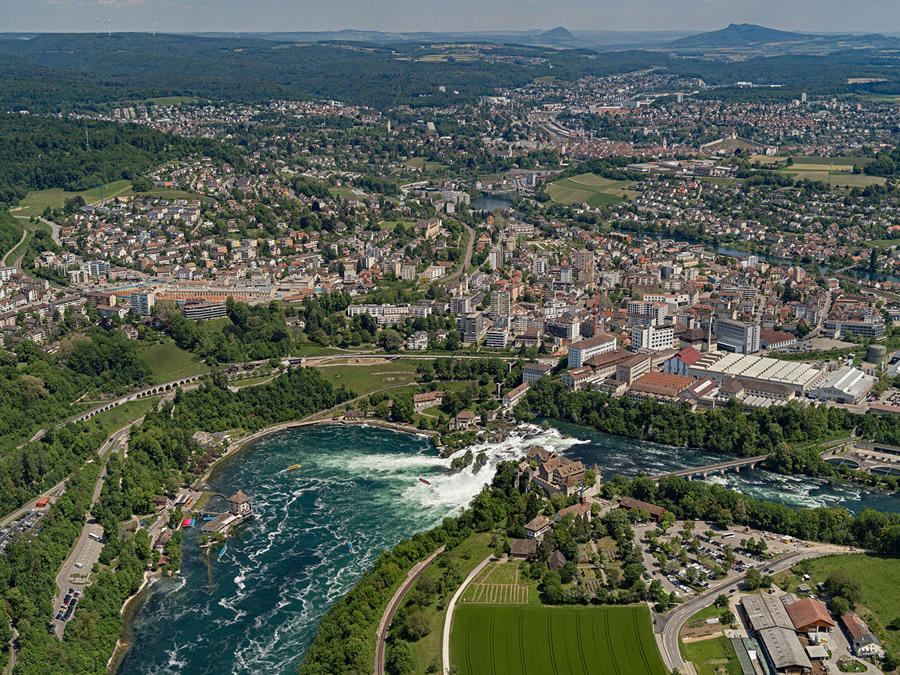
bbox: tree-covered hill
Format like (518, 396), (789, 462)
(0, 114), (242, 206)
(2, 34), (900, 113)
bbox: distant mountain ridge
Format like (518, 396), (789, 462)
(664, 23), (900, 53)
(668, 23), (808, 47)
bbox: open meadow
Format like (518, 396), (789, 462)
(138, 342), (211, 383)
(451, 604), (667, 675)
(545, 174), (637, 208)
(10, 180), (206, 217)
(799, 554), (900, 655)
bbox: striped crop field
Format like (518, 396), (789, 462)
(450, 604), (667, 675)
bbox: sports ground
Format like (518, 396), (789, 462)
(450, 604), (668, 675)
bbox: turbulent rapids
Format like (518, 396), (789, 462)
(118, 422), (899, 675)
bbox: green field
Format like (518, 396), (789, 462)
(85, 396), (163, 437)
(138, 342), (210, 383)
(316, 359), (418, 395)
(781, 169), (885, 187)
(11, 180), (205, 217)
(389, 532), (493, 675)
(681, 636), (741, 675)
(799, 554), (900, 655)
(451, 605), (667, 675)
(545, 174), (636, 208)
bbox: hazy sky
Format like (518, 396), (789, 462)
(5, 0), (899, 35)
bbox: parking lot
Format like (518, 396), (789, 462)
(51, 522), (105, 638)
(634, 521), (784, 599)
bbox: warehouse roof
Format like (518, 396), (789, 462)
(785, 598), (835, 630)
(757, 627), (812, 671)
(813, 366), (876, 400)
(690, 352), (822, 388)
(741, 595), (794, 632)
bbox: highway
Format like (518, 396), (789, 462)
(374, 546), (444, 675)
(657, 546), (858, 673)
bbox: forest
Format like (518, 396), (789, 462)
(0, 114), (241, 207)
(1, 34), (899, 115)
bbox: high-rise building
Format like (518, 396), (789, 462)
(715, 318), (761, 354)
(450, 295), (473, 316)
(572, 249), (593, 271)
(130, 291), (156, 316)
(490, 290), (511, 318)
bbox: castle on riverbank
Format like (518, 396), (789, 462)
(514, 447), (601, 499)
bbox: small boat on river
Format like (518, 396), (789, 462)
(285, 464), (302, 471)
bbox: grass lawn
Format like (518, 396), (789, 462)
(2, 225), (30, 265)
(291, 344), (353, 357)
(84, 396), (163, 437)
(451, 604), (667, 675)
(780, 169), (886, 188)
(138, 342), (210, 383)
(545, 174), (636, 209)
(681, 636), (741, 675)
(798, 554), (900, 655)
(315, 359), (418, 396)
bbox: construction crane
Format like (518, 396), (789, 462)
(76, 183), (108, 204)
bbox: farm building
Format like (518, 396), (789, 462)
(842, 612), (884, 658)
(785, 598), (834, 633)
(509, 539), (538, 560)
(524, 515), (552, 540)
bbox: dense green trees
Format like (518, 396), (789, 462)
(165, 298), (294, 362)
(521, 377), (899, 490)
(0, 115), (240, 207)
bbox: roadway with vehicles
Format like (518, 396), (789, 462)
(656, 546), (859, 674)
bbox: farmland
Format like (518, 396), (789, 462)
(681, 636), (741, 675)
(461, 560), (534, 604)
(450, 605), (667, 675)
(545, 173), (637, 208)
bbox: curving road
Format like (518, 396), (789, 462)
(0, 227), (27, 268)
(658, 547), (859, 673)
(374, 546), (444, 675)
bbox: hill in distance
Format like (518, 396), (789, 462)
(664, 23), (900, 54)
(541, 27), (576, 41)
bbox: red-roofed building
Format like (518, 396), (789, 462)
(663, 346), (704, 377)
(785, 598), (835, 633)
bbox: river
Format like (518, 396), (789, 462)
(470, 194), (513, 211)
(118, 422), (899, 674)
